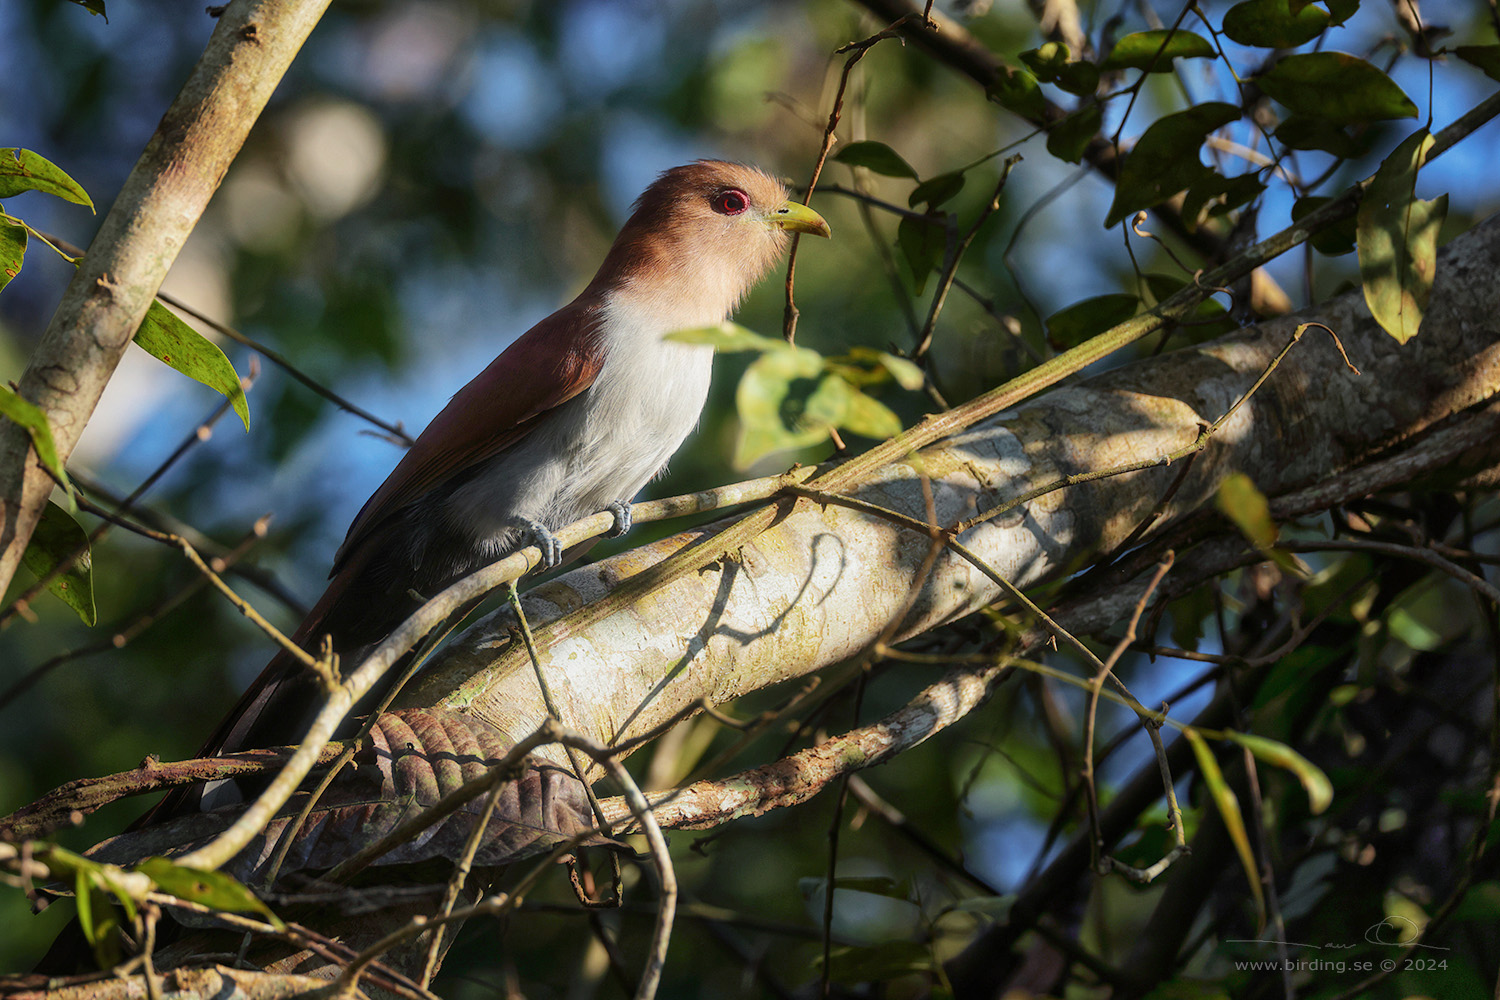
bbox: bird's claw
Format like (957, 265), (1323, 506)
(604, 500), (632, 539)
(519, 518), (563, 569)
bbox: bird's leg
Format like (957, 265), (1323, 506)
(604, 500), (632, 539)
(515, 517), (563, 569)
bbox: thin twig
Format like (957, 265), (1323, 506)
(914, 156), (1021, 359)
(1083, 554), (1174, 873)
(0, 515), (271, 711)
(36, 229), (412, 446)
(784, 13), (928, 342)
(0, 382), (253, 628)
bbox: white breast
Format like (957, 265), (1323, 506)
(440, 291), (717, 550)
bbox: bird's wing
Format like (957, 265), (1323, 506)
(334, 299), (608, 570)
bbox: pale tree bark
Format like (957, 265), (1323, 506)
(400, 212), (1500, 782)
(0, 0), (333, 596)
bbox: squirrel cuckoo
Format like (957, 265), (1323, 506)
(192, 161), (830, 776)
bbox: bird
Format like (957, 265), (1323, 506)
(189, 161), (831, 772)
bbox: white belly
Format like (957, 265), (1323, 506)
(440, 293), (717, 552)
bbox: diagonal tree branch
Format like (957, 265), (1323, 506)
(0, 0), (333, 596)
(397, 214), (1500, 776)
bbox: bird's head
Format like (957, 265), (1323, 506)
(594, 160), (831, 326)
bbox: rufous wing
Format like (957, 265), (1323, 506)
(334, 297), (609, 571)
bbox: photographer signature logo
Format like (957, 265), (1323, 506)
(1227, 915), (1450, 952)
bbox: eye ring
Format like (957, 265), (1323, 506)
(714, 188), (749, 215)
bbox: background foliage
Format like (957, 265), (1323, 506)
(3, 0), (1500, 996)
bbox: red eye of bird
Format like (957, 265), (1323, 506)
(715, 189), (749, 215)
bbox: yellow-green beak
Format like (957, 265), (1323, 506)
(771, 200), (832, 238)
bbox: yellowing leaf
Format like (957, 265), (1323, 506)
(838, 385), (902, 441)
(1215, 472), (1277, 551)
(1357, 130), (1448, 344)
(1224, 731), (1333, 814)
(734, 345), (828, 467)
(1185, 728), (1265, 926)
(666, 322), (786, 353)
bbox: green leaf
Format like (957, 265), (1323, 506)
(1055, 60), (1100, 96)
(1141, 274), (1236, 336)
(1455, 45), (1500, 83)
(135, 301), (250, 429)
(1216, 472), (1307, 577)
(822, 941), (935, 982)
(1102, 30), (1215, 70)
(75, 877), (123, 969)
(867, 349), (925, 390)
(1180, 172), (1266, 233)
(1020, 42), (1072, 81)
(1357, 129), (1447, 344)
(1223, 731), (1333, 814)
(833, 141), (918, 180)
(1169, 587), (1213, 649)
(949, 894), (1015, 919)
(1046, 104), (1102, 164)
(1292, 196), (1357, 256)
(1449, 881), (1500, 922)
(666, 322), (786, 353)
(1106, 102), (1240, 227)
(987, 65), (1045, 120)
(1046, 293), (1138, 348)
(0, 385), (71, 500)
(838, 347), (926, 391)
(0, 149), (95, 210)
(897, 214), (946, 295)
(734, 344), (829, 467)
(1222, 0), (1329, 48)
(1215, 472), (1277, 550)
(0, 215), (26, 293)
(1273, 115), (1364, 158)
(1021, 42), (1097, 95)
(1184, 729), (1265, 924)
(67, 0), (108, 16)
(838, 384), (903, 440)
(1256, 53), (1417, 125)
(1324, 0), (1360, 25)
(20, 500), (96, 625)
(137, 858), (285, 929)
(909, 171), (966, 210)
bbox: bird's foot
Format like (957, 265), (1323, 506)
(518, 518), (563, 569)
(604, 500), (632, 539)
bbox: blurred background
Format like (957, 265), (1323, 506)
(3, 0), (1500, 994)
